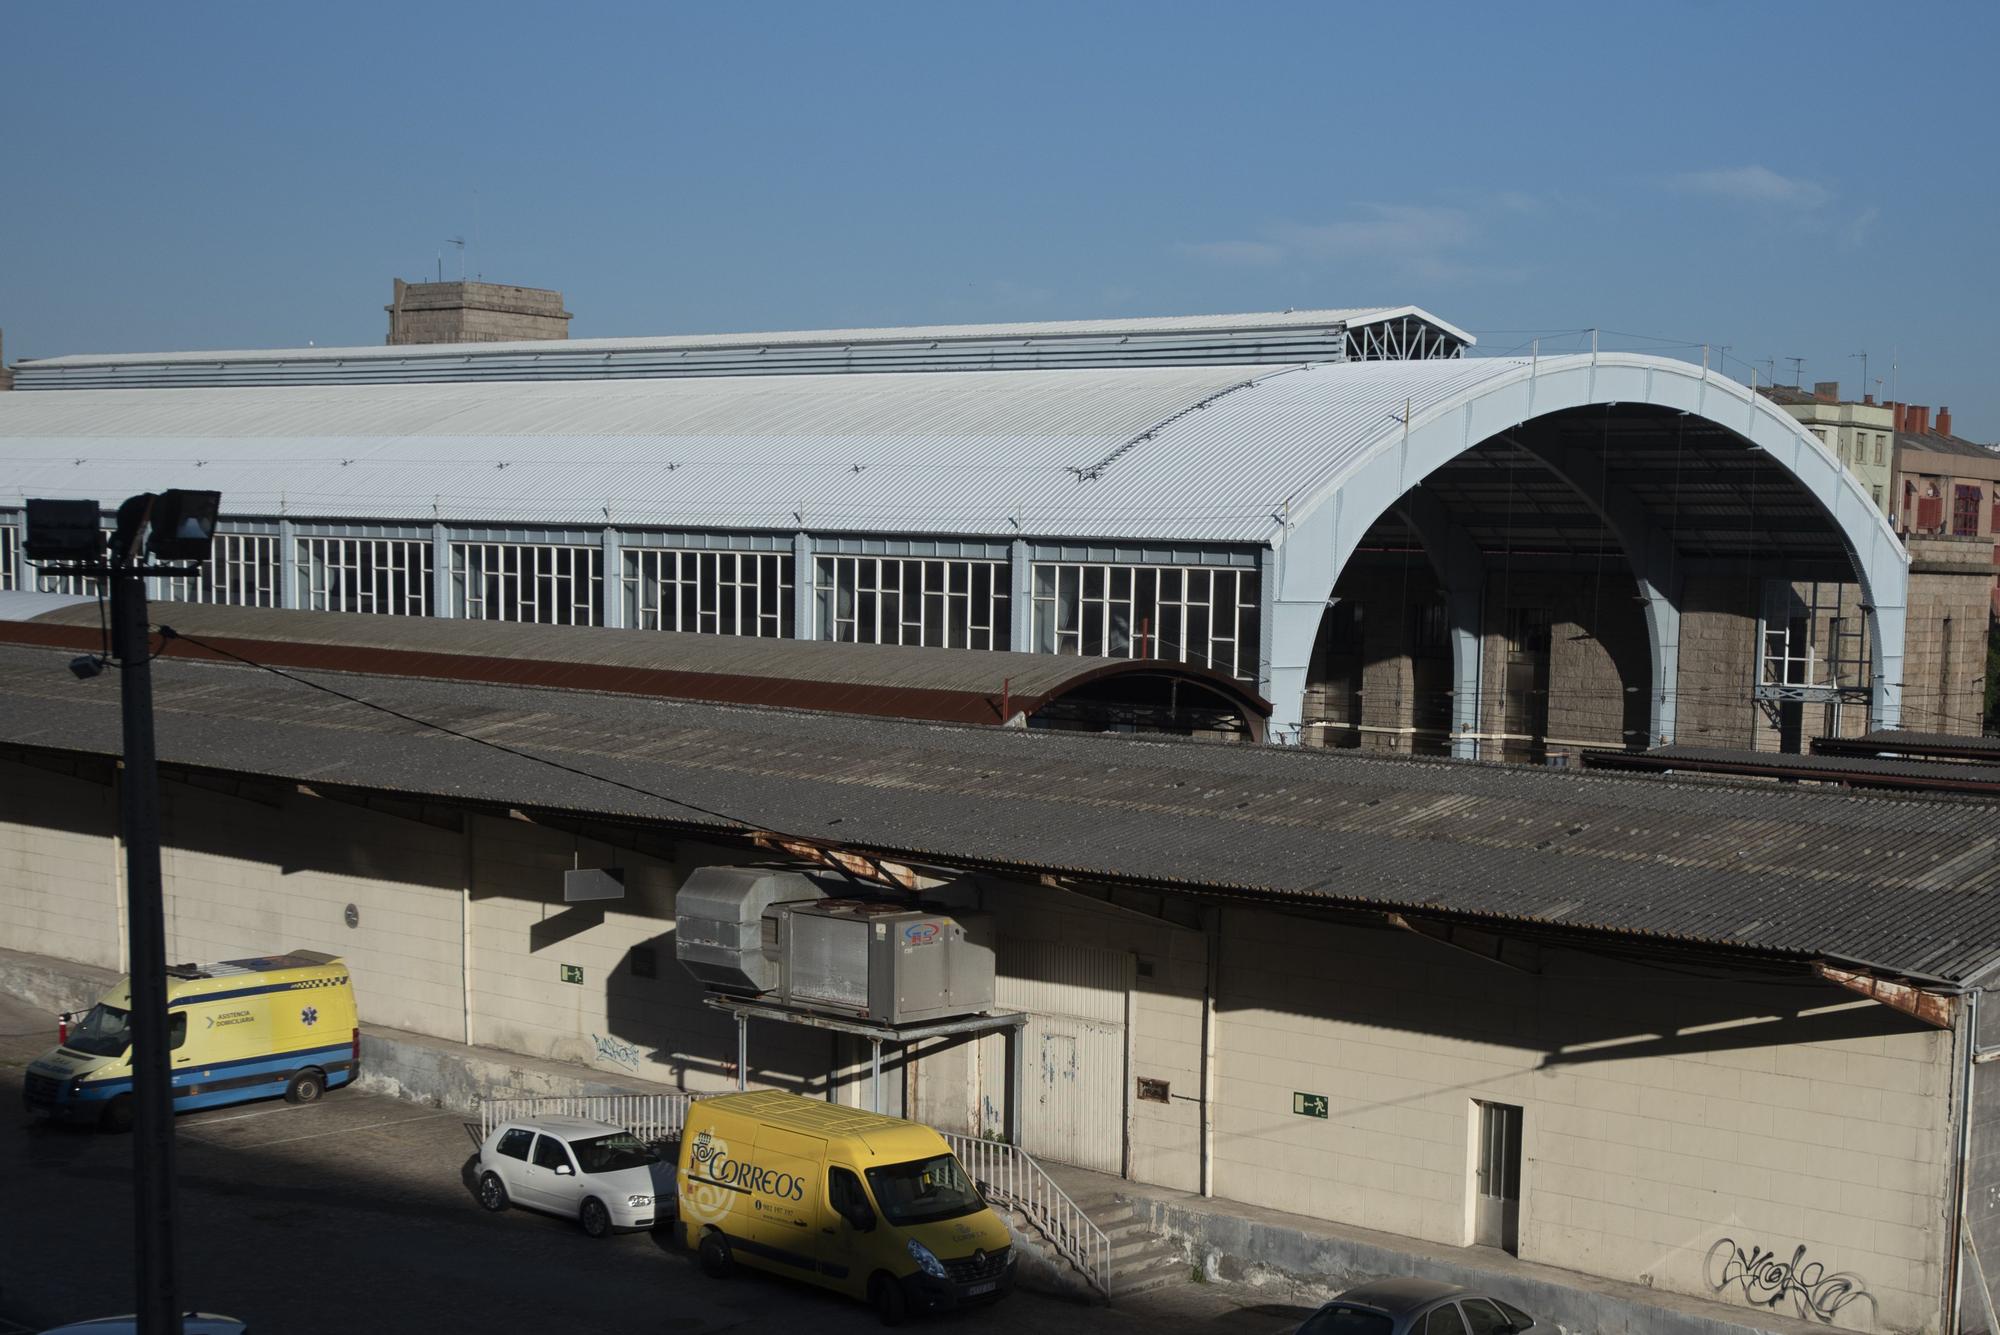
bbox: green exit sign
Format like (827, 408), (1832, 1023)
(1293, 1091), (1328, 1119)
(560, 964), (584, 985)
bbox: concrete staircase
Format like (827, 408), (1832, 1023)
(1050, 1174), (1186, 1299)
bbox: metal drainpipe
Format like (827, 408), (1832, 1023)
(1952, 988), (1981, 1334)
(1200, 905), (1220, 1198)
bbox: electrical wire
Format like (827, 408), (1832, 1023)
(153, 624), (801, 842)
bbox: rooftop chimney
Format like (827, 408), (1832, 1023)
(1862, 392), (1875, 405)
(1814, 380), (1840, 402)
(1936, 406), (1952, 438)
(1913, 405), (1931, 434)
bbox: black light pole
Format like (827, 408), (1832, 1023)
(25, 490), (220, 1335)
(110, 493), (180, 1335)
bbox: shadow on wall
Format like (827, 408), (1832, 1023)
(601, 927), (835, 1098)
(1216, 912), (1936, 1080)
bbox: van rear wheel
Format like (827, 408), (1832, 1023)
(284, 1070), (324, 1105)
(870, 1274), (908, 1327)
(698, 1229), (734, 1278)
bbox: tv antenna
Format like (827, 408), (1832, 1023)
(1784, 356), (1805, 388)
(447, 236), (467, 281)
(1850, 351), (1868, 400)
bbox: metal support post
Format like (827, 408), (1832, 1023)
(870, 1038), (883, 1114)
(431, 522), (451, 618)
(1009, 539), (1032, 652)
(792, 532), (814, 639)
(600, 528), (624, 628)
(276, 518), (298, 610)
(1007, 1019), (1025, 1147)
(735, 1012), (748, 1091)
(111, 549), (182, 1335)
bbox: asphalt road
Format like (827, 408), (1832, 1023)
(0, 991), (1309, 1334)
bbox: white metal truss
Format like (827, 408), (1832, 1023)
(624, 548), (792, 637)
(451, 541), (601, 625)
(150, 533), (282, 607)
(298, 536), (433, 616)
(1031, 561), (1260, 681)
(1343, 316), (1464, 361)
(1756, 579), (1871, 704)
(812, 555), (1010, 650)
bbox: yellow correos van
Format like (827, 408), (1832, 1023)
(22, 951), (359, 1128)
(678, 1090), (1015, 1324)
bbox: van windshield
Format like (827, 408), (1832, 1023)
(64, 1004), (132, 1058)
(864, 1153), (985, 1227)
(571, 1132), (659, 1175)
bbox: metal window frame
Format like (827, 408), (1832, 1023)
(1755, 579), (1871, 704)
(1030, 560), (1260, 681)
(1953, 484), (1983, 538)
(811, 554), (1010, 650)
(0, 521), (17, 592)
(623, 547), (793, 638)
(149, 533), (282, 608)
(296, 535), (435, 616)
(449, 539), (603, 626)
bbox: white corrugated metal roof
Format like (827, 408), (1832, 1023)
(0, 357), (1527, 542)
(17, 306), (1470, 369)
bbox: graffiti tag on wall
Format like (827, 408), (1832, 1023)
(1705, 1238), (1876, 1326)
(592, 1033), (642, 1071)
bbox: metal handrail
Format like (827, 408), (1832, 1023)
(941, 1132), (1112, 1299)
(478, 1092), (693, 1146)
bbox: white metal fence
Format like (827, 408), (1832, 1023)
(479, 1093), (692, 1146)
(941, 1131), (1112, 1299)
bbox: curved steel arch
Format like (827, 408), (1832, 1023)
(1264, 353), (1909, 744)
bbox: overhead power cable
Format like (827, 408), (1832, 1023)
(154, 624), (789, 841)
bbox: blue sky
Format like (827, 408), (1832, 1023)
(2, 1), (1995, 434)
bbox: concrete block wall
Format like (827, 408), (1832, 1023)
(1902, 538), (1996, 736)
(1675, 578), (1758, 748)
(1472, 571), (1650, 757)
(1208, 906), (1953, 1333)
(0, 761), (122, 971)
(155, 783), (468, 1040)
(959, 881), (1208, 1192)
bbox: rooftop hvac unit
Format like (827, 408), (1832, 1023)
(674, 865), (994, 1024)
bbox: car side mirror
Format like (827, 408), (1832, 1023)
(555, 1164), (573, 1176)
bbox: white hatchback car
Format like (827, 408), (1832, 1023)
(476, 1115), (672, 1236)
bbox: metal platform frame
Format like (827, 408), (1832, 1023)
(704, 996), (1028, 1142)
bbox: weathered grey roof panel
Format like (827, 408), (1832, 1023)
(1, 642), (1994, 981)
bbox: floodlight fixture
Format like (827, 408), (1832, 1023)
(22, 499), (104, 562)
(144, 489), (222, 563)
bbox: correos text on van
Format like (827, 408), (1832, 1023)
(678, 1090), (1014, 1324)
(23, 951), (359, 1127)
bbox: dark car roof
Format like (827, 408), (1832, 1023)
(1337, 1278), (1470, 1314)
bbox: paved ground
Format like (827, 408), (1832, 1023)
(0, 990), (1315, 1334)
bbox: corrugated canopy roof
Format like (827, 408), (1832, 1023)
(0, 598), (1271, 729)
(15, 306), (1473, 369)
(0, 357), (1523, 540)
(0, 640), (1995, 982)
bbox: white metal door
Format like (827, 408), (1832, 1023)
(978, 943), (1131, 1175)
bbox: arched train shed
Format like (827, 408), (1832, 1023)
(0, 338), (1928, 757)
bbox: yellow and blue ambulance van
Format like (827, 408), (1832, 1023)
(678, 1090), (1015, 1324)
(23, 950), (359, 1128)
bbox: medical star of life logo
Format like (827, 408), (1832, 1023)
(300, 1006), (319, 1027)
